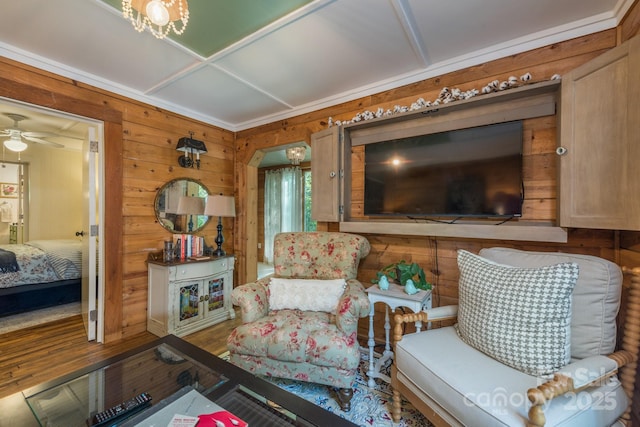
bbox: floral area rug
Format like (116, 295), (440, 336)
(221, 350), (430, 427)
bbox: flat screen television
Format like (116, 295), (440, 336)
(364, 120), (523, 218)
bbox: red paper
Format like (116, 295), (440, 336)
(197, 410), (248, 427)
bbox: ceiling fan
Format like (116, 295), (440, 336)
(1, 113), (66, 152)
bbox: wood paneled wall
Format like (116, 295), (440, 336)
(0, 57), (235, 341)
(235, 28), (619, 290)
(236, 2), (640, 311)
(236, 3), (640, 421)
(0, 0), (637, 369)
(0, 1), (638, 421)
(121, 110), (234, 339)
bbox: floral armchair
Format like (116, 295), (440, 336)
(227, 232), (371, 411)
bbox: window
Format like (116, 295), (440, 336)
(304, 170), (316, 231)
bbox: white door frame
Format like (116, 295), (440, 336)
(0, 97), (105, 342)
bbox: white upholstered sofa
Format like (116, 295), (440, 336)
(391, 247), (640, 427)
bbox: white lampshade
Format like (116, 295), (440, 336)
(176, 196), (205, 215)
(205, 195), (236, 218)
(4, 136), (27, 152)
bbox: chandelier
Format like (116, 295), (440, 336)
(286, 146), (306, 165)
(122, 0), (189, 39)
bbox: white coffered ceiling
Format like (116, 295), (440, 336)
(0, 0), (633, 132)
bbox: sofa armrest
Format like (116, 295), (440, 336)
(559, 355), (620, 388)
(231, 277), (271, 323)
(424, 305), (458, 322)
(527, 355), (622, 426)
(392, 305), (459, 343)
(335, 279), (370, 333)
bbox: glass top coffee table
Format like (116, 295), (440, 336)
(2, 335), (357, 427)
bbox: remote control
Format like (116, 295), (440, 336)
(90, 392), (152, 426)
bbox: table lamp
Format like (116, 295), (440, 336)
(176, 196), (205, 232)
(204, 195), (236, 256)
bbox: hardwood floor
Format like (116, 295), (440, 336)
(0, 311), (243, 399)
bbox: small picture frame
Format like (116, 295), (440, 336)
(0, 183), (18, 198)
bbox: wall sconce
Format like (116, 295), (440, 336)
(176, 133), (207, 169)
(176, 195), (204, 232)
(286, 146), (306, 165)
(204, 194), (236, 257)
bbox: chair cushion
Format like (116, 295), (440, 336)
(395, 326), (628, 427)
(479, 247), (623, 359)
(227, 310), (360, 370)
(268, 278), (346, 313)
(456, 250), (578, 376)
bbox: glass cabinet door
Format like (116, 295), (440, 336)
(207, 277), (225, 312)
(178, 281), (201, 323)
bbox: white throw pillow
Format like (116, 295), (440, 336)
(268, 278), (346, 313)
(456, 250), (579, 377)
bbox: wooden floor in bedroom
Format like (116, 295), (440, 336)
(0, 311), (243, 399)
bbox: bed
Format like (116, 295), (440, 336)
(0, 239), (82, 317)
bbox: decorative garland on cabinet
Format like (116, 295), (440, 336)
(328, 73), (561, 128)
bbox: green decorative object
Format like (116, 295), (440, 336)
(378, 275), (390, 290)
(405, 279), (418, 295)
(372, 260), (431, 291)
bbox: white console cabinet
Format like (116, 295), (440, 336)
(147, 256), (235, 337)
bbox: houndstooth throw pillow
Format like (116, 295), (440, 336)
(456, 250), (579, 377)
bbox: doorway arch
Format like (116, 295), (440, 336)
(236, 140), (314, 286)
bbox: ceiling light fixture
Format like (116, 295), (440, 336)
(286, 146), (306, 165)
(3, 131), (28, 153)
(122, 0), (189, 39)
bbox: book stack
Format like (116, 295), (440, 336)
(173, 234), (206, 260)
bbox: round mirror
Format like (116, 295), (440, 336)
(154, 178), (211, 233)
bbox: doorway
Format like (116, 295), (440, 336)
(256, 144), (315, 278)
(0, 98), (104, 341)
(0, 162), (26, 244)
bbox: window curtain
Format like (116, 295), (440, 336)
(264, 167), (303, 264)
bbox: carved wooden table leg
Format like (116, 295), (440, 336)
(392, 389), (402, 422)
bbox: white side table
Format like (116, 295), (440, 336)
(365, 283), (432, 387)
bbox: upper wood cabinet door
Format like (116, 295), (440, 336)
(311, 127), (341, 222)
(559, 35), (640, 230)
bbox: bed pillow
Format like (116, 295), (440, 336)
(268, 278), (346, 313)
(456, 250), (579, 376)
(26, 240), (81, 279)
